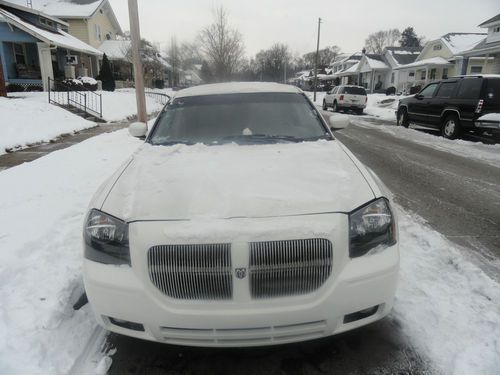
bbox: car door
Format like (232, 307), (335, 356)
(325, 87), (337, 105)
(428, 81), (458, 128)
(408, 82), (439, 124)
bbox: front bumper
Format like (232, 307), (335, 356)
(83, 214), (399, 347)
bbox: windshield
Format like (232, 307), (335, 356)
(343, 87), (366, 95)
(148, 92), (328, 145)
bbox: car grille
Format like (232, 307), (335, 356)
(249, 239), (333, 298)
(147, 244), (232, 300)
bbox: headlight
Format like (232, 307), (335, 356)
(84, 209), (130, 265)
(349, 198), (396, 257)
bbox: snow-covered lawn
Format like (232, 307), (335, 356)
(353, 118), (500, 169)
(0, 95), (95, 155)
(0, 130), (498, 374)
(0, 88), (171, 155)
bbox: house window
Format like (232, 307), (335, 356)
(442, 68), (448, 79)
(470, 66), (483, 74)
(433, 44), (442, 51)
(13, 43), (26, 65)
(106, 32), (113, 40)
(494, 26), (500, 33)
(409, 71), (415, 77)
(391, 72), (395, 83)
(95, 24), (101, 41)
(420, 70), (426, 80)
(430, 68), (436, 80)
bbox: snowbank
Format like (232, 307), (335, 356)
(353, 118), (500, 169)
(364, 93), (403, 121)
(0, 95), (95, 155)
(0, 129), (142, 374)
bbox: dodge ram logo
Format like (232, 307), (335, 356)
(235, 268), (247, 279)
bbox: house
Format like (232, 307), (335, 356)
(394, 33), (486, 91)
(98, 38), (133, 84)
(461, 13), (500, 74)
(382, 46), (421, 92)
(356, 54), (390, 92)
(5, 0), (122, 75)
(0, 1), (102, 91)
(330, 53), (362, 85)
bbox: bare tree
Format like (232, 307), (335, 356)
(198, 6), (245, 82)
(365, 29), (401, 54)
(302, 46), (340, 69)
(166, 37), (181, 86)
(255, 43), (292, 82)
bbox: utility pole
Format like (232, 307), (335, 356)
(284, 60), (287, 84)
(313, 17), (322, 102)
(0, 55), (6, 97)
(128, 0), (147, 123)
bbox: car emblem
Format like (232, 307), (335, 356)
(235, 268), (247, 279)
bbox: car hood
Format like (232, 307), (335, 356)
(100, 141), (375, 221)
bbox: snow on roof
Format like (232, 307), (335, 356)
(4, 0), (104, 17)
(99, 39), (130, 60)
(394, 57), (452, 70)
(335, 62), (360, 76)
(0, 7), (102, 55)
(174, 82), (301, 99)
(478, 13), (500, 28)
(365, 56), (389, 70)
(386, 47), (422, 65)
(441, 33), (486, 54)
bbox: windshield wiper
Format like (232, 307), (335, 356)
(223, 134), (302, 143)
(150, 140), (196, 146)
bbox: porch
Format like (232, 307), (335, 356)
(394, 57), (454, 93)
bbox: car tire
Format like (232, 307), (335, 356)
(322, 100), (328, 111)
(332, 101), (339, 112)
(397, 108), (409, 128)
(441, 114), (462, 140)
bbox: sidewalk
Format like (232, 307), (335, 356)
(0, 122), (128, 171)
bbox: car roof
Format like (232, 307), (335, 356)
(174, 82), (303, 99)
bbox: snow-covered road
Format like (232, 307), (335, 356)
(0, 128), (499, 374)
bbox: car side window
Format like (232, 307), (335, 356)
(337, 87), (344, 94)
(435, 82), (457, 98)
(419, 83), (438, 98)
(456, 79), (482, 99)
(333, 87), (339, 94)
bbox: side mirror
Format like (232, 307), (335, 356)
(415, 94), (424, 100)
(329, 113), (350, 131)
(128, 122), (148, 138)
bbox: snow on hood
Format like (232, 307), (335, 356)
(100, 140), (375, 221)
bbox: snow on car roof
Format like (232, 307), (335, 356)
(174, 82), (302, 98)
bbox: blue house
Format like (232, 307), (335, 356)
(0, 0), (102, 91)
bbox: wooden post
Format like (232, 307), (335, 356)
(313, 17), (322, 102)
(128, 0), (147, 123)
(0, 54), (7, 97)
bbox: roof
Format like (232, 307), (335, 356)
(99, 39), (130, 60)
(0, 0), (67, 25)
(385, 46), (422, 65)
(335, 62), (360, 76)
(174, 82), (301, 99)
(4, 0), (103, 17)
(441, 33), (487, 54)
(364, 56), (389, 70)
(0, 7), (102, 55)
(393, 57), (452, 70)
(478, 13), (500, 27)
(461, 38), (500, 55)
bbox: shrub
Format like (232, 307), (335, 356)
(97, 54), (115, 91)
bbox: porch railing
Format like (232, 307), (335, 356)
(145, 91), (170, 106)
(48, 78), (103, 120)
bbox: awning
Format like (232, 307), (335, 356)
(335, 62), (360, 77)
(0, 8), (103, 56)
(393, 57), (452, 70)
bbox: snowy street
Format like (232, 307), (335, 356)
(1, 108), (499, 374)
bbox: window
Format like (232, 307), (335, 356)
(442, 68), (448, 79)
(419, 83), (438, 98)
(13, 43), (26, 65)
(391, 72), (395, 84)
(494, 26), (500, 33)
(433, 44), (442, 51)
(106, 32), (113, 40)
(470, 66), (483, 74)
(420, 70), (426, 80)
(409, 71), (415, 77)
(456, 79), (482, 99)
(94, 24), (101, 41)
(430, 69), (436, 80)
(343, 86), (366, 95)
(435, 82), (457, 98)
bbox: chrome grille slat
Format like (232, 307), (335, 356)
(148, 244), (232, 300)
(249, 239), (333, 299)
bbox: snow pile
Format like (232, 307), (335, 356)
(395, 208), (500, 375)
(354, 118), (500, 168)
(0, 95), (95, 155)
(78, 76), (98, 85)
(0, 130), (142, 375)
(364, 93), (405, 121)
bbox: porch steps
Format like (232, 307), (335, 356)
(52, 102), (106, 123)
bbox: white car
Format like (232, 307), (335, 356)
(323, 85), (368, 114)
(83, 82), (399, 347)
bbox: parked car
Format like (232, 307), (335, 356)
(83, 82), (399, 347)
(396, 75), (500, 139)
(323, 85), (368, 114)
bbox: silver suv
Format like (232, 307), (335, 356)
(323, 85), (368, 115)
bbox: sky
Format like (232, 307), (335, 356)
(108, 0), (498, 57)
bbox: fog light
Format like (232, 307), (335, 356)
(343, 305), (379, 324)
(108, 316), (145, 331)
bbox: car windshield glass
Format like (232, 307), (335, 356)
(343, 87), (366, 95)
(148, 92), (328, 145)
(419, 83), (438, 97)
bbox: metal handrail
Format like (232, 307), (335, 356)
(48, 77), (103, 119)
(145, 91), (170, 105)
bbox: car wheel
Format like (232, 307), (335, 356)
(322, 100), (328, 111)
(441, 114), (462, 140)
(397, 108), (409, 128)
(332, 101), (339, 112)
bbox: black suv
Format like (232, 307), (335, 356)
(396, 75), (500, 139)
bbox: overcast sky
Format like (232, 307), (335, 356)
(109, 0), (499, 56)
